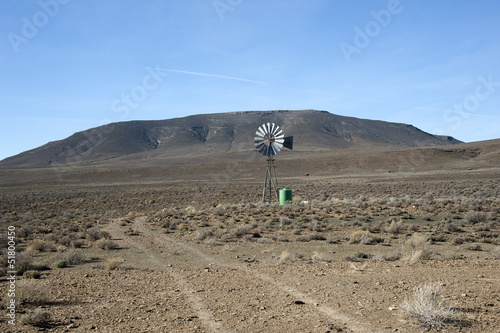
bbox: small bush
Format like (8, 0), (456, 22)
(97, 239), (119, 250)
(402, 233), (432, 264)
(29, 262), (50, 271)
(20, 309), (52, 326)
(54, 260), (68, 268)
(15, 252), (33, 276)
(464, 211), (487, 224)
(349, 231), (372, 244)
(386, 220), (405, 235)
(463, 243), (482, 251)
(23, 270), (41, 279)
(194, 228), (214, 241)
(105, 258), (123, 270)
(401, 282), (461, 330)
(86, 227), (102, 241)
(26, 239), (56, 253)
(17, 279), (51, 305)
(98, 229), (111, 239)
(61, 249), (86, 265)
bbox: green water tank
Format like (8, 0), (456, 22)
(279, 188), (292, 205)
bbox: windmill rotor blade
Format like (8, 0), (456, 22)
(272, 125), (281, 136)
(257, 126), (266, 137)
(255, 123), (288, 156)
(255, 142), (265, 149)
(255, 130), (265, 138)
(254, 136), (266, 143)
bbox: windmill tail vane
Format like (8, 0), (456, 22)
(254, 123), (293, 203)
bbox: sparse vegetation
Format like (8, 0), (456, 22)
(401, 282), (462, 330)
(97, 239), (119, 250)
(20, 309), (52, 326)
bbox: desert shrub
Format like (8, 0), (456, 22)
(311, 251), (328, 262)
(349, 230), (372, 244)
(278, 250), (291, 264)
(125, 228), (140, 236)
(194, 228), (214, 241)
(98, 229), (111, 239)
(464, 211), (487, 224)
(463, 243), (482, 251)
(58, 234), (76, 247)
(402, 233), (432, 264)
(475, 223), (491, 232)
(296, 233), (326, 242)
(97, 239), (119, 250)
(401, 282), (461, 330)
(407, 224), (419, 232)
(23, 270), (41, 279)
(452, 237), (465, 245)
(368, 222), (383, 233)
(26, 239), (56, 253)
(428, 234), (447, 243)
(279, 216), (292, 227)
(232, 225), (254, 238)
(15, 252), (33, 276)
(54, 260), (68, 268)
(20, 309), (52, 326)
(61, 249), (86, 265)
(17, 279), (51, 306)
(383, 251), (402, 262)
(386, 220), (405, 235)
(86, 227), (102, 241)
(17, 226), (35, 238)
(29, 262), (49, 271)
(105, 258), (123, 270)
(345, 252), (372, 262)
(72, 239), (85, 248)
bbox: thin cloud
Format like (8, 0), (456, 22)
(155, 68), (267, 85)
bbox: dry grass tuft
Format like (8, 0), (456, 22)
(402, 233), (432, 264)
(16, 279), (51, 306)
(26, 239), (56, 253)
(401, 282), (462, 330)
(105, 257), (123, 270)
(20, 309), (52, 326)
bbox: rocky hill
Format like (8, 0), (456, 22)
(0, 110), (460, 168)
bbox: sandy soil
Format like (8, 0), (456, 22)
(0, 167), (499, 332)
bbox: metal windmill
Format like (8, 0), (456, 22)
(254, 123), (293, 203)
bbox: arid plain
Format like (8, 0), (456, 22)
(1, 137), (499, 332)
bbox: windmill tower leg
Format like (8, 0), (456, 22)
(262, 158), (279, 203)
(262, 161), (270, 202)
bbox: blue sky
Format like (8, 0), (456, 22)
(1, 0), (499, 161)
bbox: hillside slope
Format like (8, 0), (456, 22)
(0, 110), (460, 168)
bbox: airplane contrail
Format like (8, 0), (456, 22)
(155, 68), (267, 85)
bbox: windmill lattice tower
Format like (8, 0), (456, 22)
(254, 123), (293, 203)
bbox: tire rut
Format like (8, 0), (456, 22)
(118, 217), (379, 333)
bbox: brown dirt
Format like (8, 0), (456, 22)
(0, 162), (499, 332)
